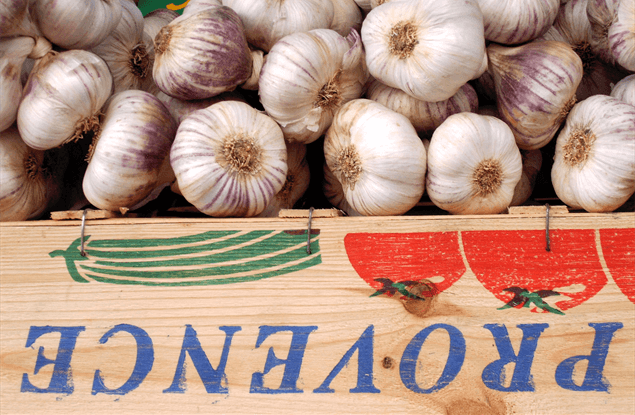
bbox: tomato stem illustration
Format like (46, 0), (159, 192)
(498, 287), (565, 315)
(370, 278), (427, 301)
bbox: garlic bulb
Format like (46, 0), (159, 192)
(153, 6), (252, 100)
(366, 79), (479, 137)
(477, 0), (560, 45)
(510, 149), (542, 206)
(361, 0), (486, 102)
(0, 36), (35, 133)
(182, 0), (222, 17)
(240, 49), (265, 91)
(91, 0), (156, 94)
(353, 0), (372, 13)
(607, 0), (635, 72)
(170, 101), (288, 217)
(257, 142), (311, 218)
(0, 0), (41, 38)
(31, 0), (123, 50)
(611, 74), (635, 106)
(488, 40), (584, 150)
(259, 28), (368, 144)
(83, 90), (177, 212)
(330, 0), (363, 38)
(426, 112), (522, 215)
(17, 50), (113, 151)
(323, 99), (426, 216)
(0, 127), (62, 221)
(552, 95), (635, 212)
(155, 90), (246, 125)
(323, 162), (361, 216)
(222, 0), (334, 52)
(143, 8), (179, 41)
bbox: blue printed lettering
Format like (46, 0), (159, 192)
(482, 324), (549, 392)
(21, 326), (85, 394)
(250, 326), (317, 394)
(400, 324), (465, 394)
(92, 324), (154, 395)
(555, 322), (623, 392)
(314, 325), (380, 394)
(164, 325), (241, 394)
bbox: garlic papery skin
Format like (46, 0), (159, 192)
(155, 90), (246, 125)
(17, 50), (113, 151)
(182, 0), (222, 17)
(510, 149), (542, 206)
(330, 0), (363, 38)
(259, 28), (368, 144)
(32, 0), (123, 50)
(426, 112), (522, 215)
(323, 99), (426, 216)
(323, 162), (361, 216)
(366, 79), (479, 137)
(91, 0), (156, 94)
(240, 48), (265, 91)
(607, 0), (635, 72)
(83, 90), (177, 212)
(0, 0), (41, 38)
(153, 6), (252, 100)
(552, 95), (635, 212)
(477, 0), (560, 45)
(488, 40), (584, 150)
(170, 101), (288, 217)
(587, 0), (619, 64)
(257, 142), (311, 217)
(143, 8), (179, 41)
(611, 74), (635, 106)
(0, 127), (49, 221)
(0, 36), (35, 133)
(361, 0), (486, 103)
(222, 0), (334, 53)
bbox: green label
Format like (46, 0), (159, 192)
(50, 230), (321, 286)
(138, 0), (188, 15)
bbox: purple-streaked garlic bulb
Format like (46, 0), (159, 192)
(587, 0), (635, 71)
(153, 6), (252, 100)
(426, 113), (522, 215)
(82, 90), (177, 212)
(366, 79), (479, 138)
(611, 74), (635, 106)
(488, 40), (584, 150)
(17, 49), (113, 151)
(477, 0), (560, 45)
(552, 95), (635, 212)
(155, 90), (246, 125)
(181, 0), (222, 17)
(170, 101), (288, 217)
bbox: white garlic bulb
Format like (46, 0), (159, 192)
(259, 28), (368, 144)
(477, 0), (560, 45)
(222, 0), (334, 52)
(426, 112), (522, 215)
(0, 127), (61, 221)
(17, 50), (113, 151)
(31, 0), (123, 50)
(143, 8), (179, 41)
(155, 90), (246, 125)
(361, 0), (486, 102)
(170, 101), (288, 217)
(240, 49), (265, 91)
(182, 0), (222, 17)
(552, 95), (635, 212)
(91, 0), (156, 94)
(510, 149), (542, 206)
(366, 79), (479, 137)
(323, 99), (426, 216)
(257, 142), (311, 218)
(153, 6), (252, 100)
(488, 40), (584, 150)
(587, 0), (635, 71)
(330, 0), (363, 38)
(323, 162), (361, 216)
(83, 90), (177, 212)
(0, 0), (41, 38)
(0, 36), (35, 132)
(611, 74), (635, 106)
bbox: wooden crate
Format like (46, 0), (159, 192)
(1, 208), (633, 414)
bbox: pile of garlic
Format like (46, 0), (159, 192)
(1, 0), (634, 221)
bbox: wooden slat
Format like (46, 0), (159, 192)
(1, 213), (633, 414)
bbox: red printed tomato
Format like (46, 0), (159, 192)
(600, 228), (635, 304)
(344, 232), (466, 298)
(462, 230), (607, 314)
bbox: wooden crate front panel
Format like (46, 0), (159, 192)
(1, 213), (634, 414)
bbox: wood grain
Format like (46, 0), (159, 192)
(1, 212), (633, 414)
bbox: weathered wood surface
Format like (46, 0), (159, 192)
(1, 212), (634, 414)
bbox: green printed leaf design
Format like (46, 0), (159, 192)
(50, 230), (321, 286)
